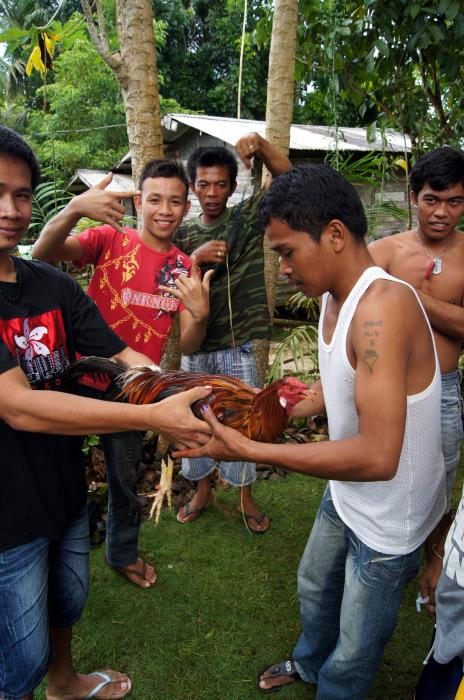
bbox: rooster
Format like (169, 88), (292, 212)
(64, 356), (308, 519)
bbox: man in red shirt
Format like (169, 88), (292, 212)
(33, 160), (212, 588)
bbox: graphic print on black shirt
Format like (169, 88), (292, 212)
(0, 309), (70, 388)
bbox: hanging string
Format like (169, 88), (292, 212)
(237, 0), (248, 119)
(328, 0), (342, 169)
(26, 123), (127, 138)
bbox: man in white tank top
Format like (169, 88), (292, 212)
(177, 165), (446, 699)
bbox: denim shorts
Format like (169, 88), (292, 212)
(0, 507), (89, 700)
(441, 370), (464, 510)
(181, 341), (259, 486)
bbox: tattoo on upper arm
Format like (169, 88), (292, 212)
(363, 348), (379, 373)
(362, 320), (382, 373)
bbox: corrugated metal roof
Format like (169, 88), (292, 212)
(68, 170), (135, 192)
(115, 113), (410, 167)
(161, 113), (411, 152)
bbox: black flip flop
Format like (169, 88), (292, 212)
(176, 501), (208, 523)
(256, 659), (301, 693)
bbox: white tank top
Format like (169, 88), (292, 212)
(320, 266), (446, 555)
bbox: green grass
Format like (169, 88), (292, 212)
(37, 467), (462, 700)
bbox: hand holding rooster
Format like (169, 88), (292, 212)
(174, 403), (253, 462)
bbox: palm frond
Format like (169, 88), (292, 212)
(27, 181), (72, 241)
(266, 324), (318, 385)
(285, 293), (319, 321)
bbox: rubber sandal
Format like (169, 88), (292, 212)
(176, 501), (208, 524)
(85, 671), (132, 699)
(256, 659), (300, 693)
(239, 510), (270, 534)
(105, 556), (157, 588)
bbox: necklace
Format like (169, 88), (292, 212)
(0, 258), (23, 303)
(415, 229), (451, 279)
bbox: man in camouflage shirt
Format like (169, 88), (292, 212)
(174, 133), (291, 531)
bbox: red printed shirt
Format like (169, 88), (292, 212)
(75, 225), (191, 363)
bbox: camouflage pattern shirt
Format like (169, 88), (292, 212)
(175, 189), (272, 352)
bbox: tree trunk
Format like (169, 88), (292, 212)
(254, 0), (298, 385)
(81, 0), (163, 186)
(115, 0), (163, 184)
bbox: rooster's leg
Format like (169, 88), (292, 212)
(148, 435), (173, 524)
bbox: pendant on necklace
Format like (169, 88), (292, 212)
(425, 258), (442, 280)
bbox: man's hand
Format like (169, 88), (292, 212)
(173, 404), (254, 460)
(290, 379), (325, 418)
(235, 132), (292, 178)
(191, 239), (229, 266)
(151, 386), (214, 450)
(418, 556), (443, 617)
(159, 256), (212, 321)
(289, 392), (317, 418)
(68, 172), (140, 233)
(235, 132), (262, 170)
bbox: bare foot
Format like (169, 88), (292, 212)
(106, 557), (157, 589)
(257, 660), (299, 692)
(47, 669), (131, 699)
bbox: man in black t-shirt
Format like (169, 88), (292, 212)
(0, 128), (212, 700)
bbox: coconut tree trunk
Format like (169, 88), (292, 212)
(254, 0), (298, 385)
(81, 0), (163, 185)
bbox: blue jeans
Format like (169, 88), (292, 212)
(101, 430), (143, 567)
(293, 487), (420, 700)
(441, 370), (464, 511)
(181, 341), (259, 486)
(0, 508), (89, 700)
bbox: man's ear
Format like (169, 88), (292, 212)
(231, 180), (238, 195)
(134, 194), (142, 213)
(189, 181), (196, 194)
(410, 191), (418, 208)
(184, 199), (191, 216)
(324, 220), (346, 252)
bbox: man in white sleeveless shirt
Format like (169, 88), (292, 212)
(177, 165), (446, 699)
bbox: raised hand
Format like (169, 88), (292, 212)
(70, 172), (140, 233)
(159, 255), (213, 321)
(235, 132), (262, 170)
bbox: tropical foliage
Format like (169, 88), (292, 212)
(266, 323), (318, 384)
(28, 180), (72, 241)
(290, 0), (464, 149)
(153, 0), (270, 119)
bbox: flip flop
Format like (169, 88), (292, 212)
(85, 671), (132, 699)
(105, 556), (157, 589)
(176, 501), (208, 524)
(239, 510), (270, 534)
(256, 660), (300, 694)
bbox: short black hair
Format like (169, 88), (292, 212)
(0, 126), (41, 191)
(187, 146), (238, 186)
(138, 159), (189, 198)
(261, 164), (367, 241)
(410, 146), (464, 194)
